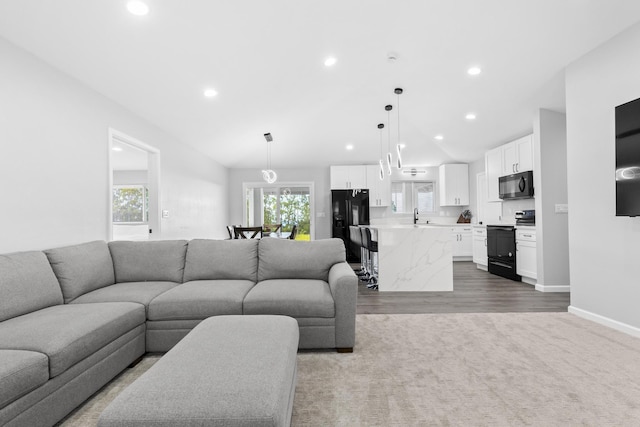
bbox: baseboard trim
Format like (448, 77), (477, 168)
(535, 284), (570, 292)
(569, 306), (640, 339)
(521, 276), (536, 286)
(475, 264), (488, 271)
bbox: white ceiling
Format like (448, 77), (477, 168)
(2, 1), (640, 169)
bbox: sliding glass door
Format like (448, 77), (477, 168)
(243, 183), (314, 240)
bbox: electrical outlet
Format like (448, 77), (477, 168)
(162, 210), (170, 218)
(555, 204), (568, 214)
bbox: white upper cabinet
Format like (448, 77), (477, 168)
(365, 165), (391, 207)
(438, 164), (469, 206)
(502, 134), (533, 174)
(485, 134), (534, 201)
(330, 165), (367, 189)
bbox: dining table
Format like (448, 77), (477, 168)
(265, 232), (291, 239)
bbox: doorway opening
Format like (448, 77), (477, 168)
(108, 129), (161, 241)
(242, 182), (314, 240)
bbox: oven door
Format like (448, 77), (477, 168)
(486, 226), (516, 261)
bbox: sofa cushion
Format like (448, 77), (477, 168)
(0, 350), (49, 409)
(244, 279), (335, 318)
(0, 251), (63, 322)
(183, 239), (258, 282)
(45, 241), (115, 303)
(70, 281), (179, 311)
(0, 302), (145, 378)
(148, 280), (255, 321)
(257, 238), (345, 282)
(108, 240), (188, 283)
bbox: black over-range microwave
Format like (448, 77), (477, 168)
(499, 170), (534, 200)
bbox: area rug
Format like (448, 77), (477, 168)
(59, 313), (640, 426)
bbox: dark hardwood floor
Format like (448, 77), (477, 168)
(355, 261), (570, 314)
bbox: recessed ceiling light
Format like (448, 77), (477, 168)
(324, 57), (337, 67)
(112, 146), (123, 152)
(465, 113), (477, 120)
(204, 88), (218, 98)
(127, 1), (149, 16)
(345, 144), (354, 150)
(467, 66), (482, 76)
(434, 134), (444, 141)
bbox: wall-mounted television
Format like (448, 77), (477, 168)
(615, 97), (640, 217)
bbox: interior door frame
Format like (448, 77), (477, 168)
(108, 128), (161, 241)
(242, 181), (315, 240)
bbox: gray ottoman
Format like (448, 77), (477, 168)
(98, 315), (299, 427)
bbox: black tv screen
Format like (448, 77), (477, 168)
(615, 97), (640, 217)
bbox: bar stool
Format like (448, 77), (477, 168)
(361, 227), (378, 290)
(349, 226), (366, 277)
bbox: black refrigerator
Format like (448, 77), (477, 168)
(331, 189), (370, 262)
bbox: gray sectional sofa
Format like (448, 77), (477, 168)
(0, 237), (357, 427)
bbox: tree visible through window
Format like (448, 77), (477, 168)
(113, 186), (148, 223)
(263, 187), (311, 240)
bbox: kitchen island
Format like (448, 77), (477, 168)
(372, 224), (453, 292)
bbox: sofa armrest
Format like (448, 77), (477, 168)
(328, 262), (358, 350)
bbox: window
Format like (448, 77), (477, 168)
(391, 181), (435, 214)
(243, 183), (314, 240)
(112, 185), (148, 223)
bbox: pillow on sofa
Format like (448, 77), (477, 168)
(0, 251), (63, 322)
(258, 238), (345, 282)
(109, 240), (188, 283)
(183, 239), (258, 282)
(45, 241), (115, 303)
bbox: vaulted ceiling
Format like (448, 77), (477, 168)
(2, 1), (640, 169)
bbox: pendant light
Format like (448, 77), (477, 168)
(261, 133), (277, 184)
(385, 104), (393, 176)
(395, 88), (404, 169)
(378, 123), (385, 181)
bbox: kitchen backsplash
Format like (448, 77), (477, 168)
(501, 198), (535, 222)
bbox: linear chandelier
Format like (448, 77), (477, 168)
(262, 132), (277, 184)
(377, 87), (405, 179)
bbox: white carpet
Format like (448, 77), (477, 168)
(60, 313), (640, 426)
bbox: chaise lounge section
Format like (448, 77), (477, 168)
(0, 237), (357, 427)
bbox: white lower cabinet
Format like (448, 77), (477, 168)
(472, 227), (487, 269)
(451, 226), (472, 260)
(516, 228), (537, 283)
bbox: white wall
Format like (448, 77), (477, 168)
(227, 168), (331, 240)
(533, 109), (569, 289)
(468, 158), (485, 224)
(566, 22), (640, 330)
(113, 170), (147, 185)
(0, 37), (228, 253)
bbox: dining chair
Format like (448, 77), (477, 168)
(263, 223), (282, 233)
(288, 225), (297, 240)
(234, 226), (263, 239)
(226, 225), (239, 239)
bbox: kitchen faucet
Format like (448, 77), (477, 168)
(413, 208), (418, 224)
